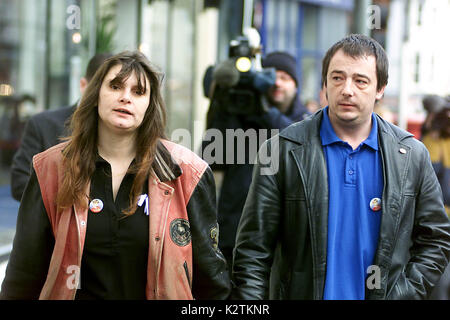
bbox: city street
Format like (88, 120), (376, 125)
(0, 0), (448, 301)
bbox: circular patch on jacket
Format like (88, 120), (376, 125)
(170, 218), (191, 247)
(210, 226), (219, 251)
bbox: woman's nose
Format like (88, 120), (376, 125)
(119, 89), (131, 103)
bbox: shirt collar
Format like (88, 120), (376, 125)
(93, 140), (183, 182)
(364, 113), (379, 151)
(320, 106), (342, 146)
(320, 106), (379, 150)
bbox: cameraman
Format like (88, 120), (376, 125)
(202, 49), (309, 274)
(261, 51), (310, 128)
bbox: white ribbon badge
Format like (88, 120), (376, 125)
(138, 194), (149, 215)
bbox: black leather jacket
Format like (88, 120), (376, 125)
(232, 109), (450, 300)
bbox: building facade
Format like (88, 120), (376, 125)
(255, 0), (354, 103)
(0, 0), (218, 186)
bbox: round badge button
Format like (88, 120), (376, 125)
(369, 197), (381, 212)
(89, 199), (104, 213)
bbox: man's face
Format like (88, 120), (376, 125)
(325, 49), (385, 128)
(268, 70), (297, 113)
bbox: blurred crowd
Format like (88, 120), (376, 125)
(421, 94), (450, 216)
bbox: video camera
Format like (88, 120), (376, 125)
(210, 30), (276, 116)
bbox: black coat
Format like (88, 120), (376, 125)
(10, 105), (75, 201)
(232, 109), (450, 299)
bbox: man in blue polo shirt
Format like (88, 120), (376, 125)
(232, 34), (450, 300)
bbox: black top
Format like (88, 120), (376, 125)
(75, 156), (149, 299)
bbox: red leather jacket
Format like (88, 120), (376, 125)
(1, 139), (230, 300)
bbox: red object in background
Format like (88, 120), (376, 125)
(407, 115), (424, 140)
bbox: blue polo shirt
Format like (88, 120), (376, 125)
(320, 107), (383, 300)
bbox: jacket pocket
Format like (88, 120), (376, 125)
(183, 261), (191, 289)
(387, 266), (418, 300)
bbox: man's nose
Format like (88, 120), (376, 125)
(342, 79), (354, 96)
(275, 76), (283, 87)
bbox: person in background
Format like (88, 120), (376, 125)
(305, 99), (321, 114)
(421, 95), (450, 300)
(261, 51), (310, 128)
(374, 102), (395, 124)
(232, 34), (450, 300)
(421, 94), (449, 214)
(10, 53), (113, 201)
(421, 94), (448, 139)
(202, 51), (309, 274)
(1, 51), (230, 300)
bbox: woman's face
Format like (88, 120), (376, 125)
(98, 64), (151, 135)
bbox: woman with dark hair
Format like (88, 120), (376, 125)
(1, 51), (231, 300)
(422, 96), (450, 215)
(422, 101), (450, 300)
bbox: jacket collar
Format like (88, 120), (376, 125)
(279, 108), (413, 146)
(279, 108), (323, 145)
(152, 140), (183, 182)
(319, 107), (379, 150)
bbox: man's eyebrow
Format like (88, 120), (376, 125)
(354, 73), (370, 80)
(330, 70), (370, 80)
(330, 70), (345, 75)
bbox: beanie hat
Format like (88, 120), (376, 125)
(422, 94), (447, 113)
(262, 51), (298, 86)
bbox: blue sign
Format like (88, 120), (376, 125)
(299, 0), (354, 11)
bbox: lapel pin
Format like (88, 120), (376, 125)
(89, 199), (104, 213)
(369, 197), (381, 212)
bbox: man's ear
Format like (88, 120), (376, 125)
(375, 85), (386, 101)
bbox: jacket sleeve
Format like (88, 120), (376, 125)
(231, 139), (281, 299)
(388, 147), (450, 299)
(0, 167), (54, 300)
(10, 117), (44, 201)
(187, 166), (231, 299)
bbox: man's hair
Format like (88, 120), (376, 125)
(58, 51), (167, 216)
(84, 52), (114, 81)
(321, 34), (388, 92)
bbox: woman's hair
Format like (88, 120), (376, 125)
(431, 107), (450, 138)
(57, 51), (167, 216)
